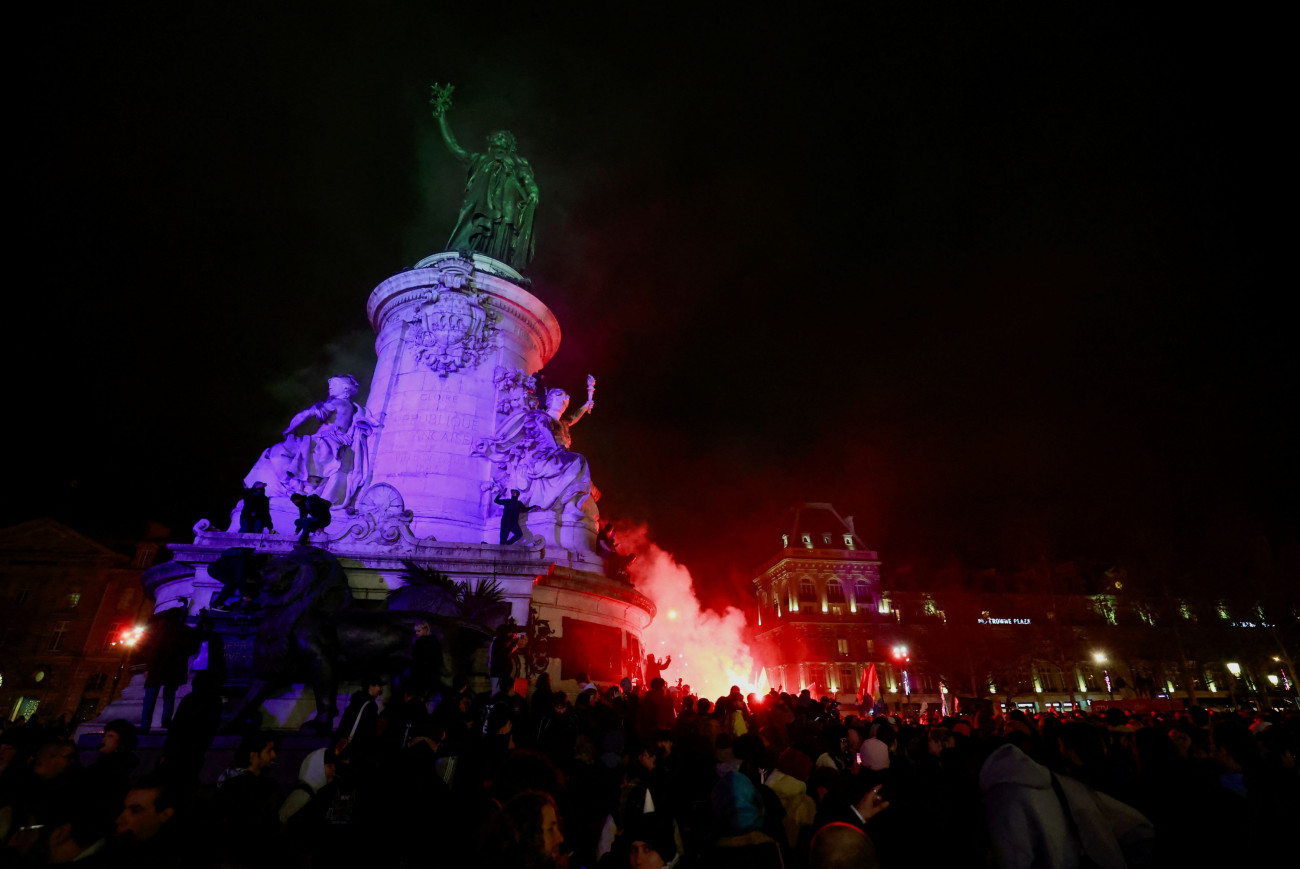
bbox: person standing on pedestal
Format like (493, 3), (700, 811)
(139, 608), (200, 733)
(239, 481), (273, 533)
(495, 489), (535, 545)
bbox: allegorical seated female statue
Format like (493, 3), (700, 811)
(475, 385), (596, 518)
(431, 83), (539, 270)
(243, 374), (378, 510)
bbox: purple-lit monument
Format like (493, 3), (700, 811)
(94, 89), (653, 733)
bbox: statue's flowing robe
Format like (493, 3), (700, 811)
(244, 402), (377, 509)
(448, 152), (536, 269)
(475, 408), (592, 515)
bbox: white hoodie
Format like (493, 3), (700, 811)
(279, 748), (332, 824)
(979, 743), (1153, 869)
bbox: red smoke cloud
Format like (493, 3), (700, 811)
(618, 524), (758, 701)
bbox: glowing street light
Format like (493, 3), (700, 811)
(114, 625), (146, 647)
(1092, 651), (1113, 700)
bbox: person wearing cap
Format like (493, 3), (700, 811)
(627, 811), (680, 868)
(239, 481), (273, 532)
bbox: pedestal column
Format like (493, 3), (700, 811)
(364, 253), (561, 543)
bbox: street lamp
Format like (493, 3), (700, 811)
(891, 646), (911, 714)
(1093, 651), (1113, 700)
(108, 624), (146, 706)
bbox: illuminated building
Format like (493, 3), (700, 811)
(751, 504), (889, 699)
(752, 506), (1299, 712)
(0, 519), (158, 724)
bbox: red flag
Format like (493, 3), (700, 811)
(858, 663), (880, 706)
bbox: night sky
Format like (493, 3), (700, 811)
(10, 5), (1293, 610)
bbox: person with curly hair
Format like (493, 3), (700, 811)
(481, 789), (566, 869)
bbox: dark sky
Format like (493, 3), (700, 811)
(9, 5), (1293, 609)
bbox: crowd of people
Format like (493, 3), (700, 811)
(1, 666), (1296, 868)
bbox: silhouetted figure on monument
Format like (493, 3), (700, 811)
(431, 83), (538, 270)
(239, 481), (273, 532)
(598, 522), (637, 579)
(139, 607), (200, 733)
(292, 493), (332, 544)
(495, 489), (534, 545)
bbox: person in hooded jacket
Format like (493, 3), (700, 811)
(979, 742), (1153, 869)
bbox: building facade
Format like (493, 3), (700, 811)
(0, 519), (158, 725)
(752, 505), (1299, 713)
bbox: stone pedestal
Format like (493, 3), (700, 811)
(364, 253), (572, 545)
(107, 252), (653, 734)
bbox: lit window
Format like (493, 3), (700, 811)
(837, 638), (849, 655)
(822, 533), (831, 545)
(844, 534), (854, 549)
(68, 593), (81, 609)
(782, 534), (789, 548)
(801, 534), (812, 549)
(878, 597), (891, 614)
(1217, 602), (1230, 620)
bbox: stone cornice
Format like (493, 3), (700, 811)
(366, 256), (561, 364)
(754, 555), (882, 585)
(539, 564), (657, 620)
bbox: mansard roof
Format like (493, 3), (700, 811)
(783, 502), (870, 552)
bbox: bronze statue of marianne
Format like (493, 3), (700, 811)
(430, 83), (539, 270)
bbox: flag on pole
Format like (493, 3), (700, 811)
(858, 663), (880, 710)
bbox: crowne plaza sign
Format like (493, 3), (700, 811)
(977, 617), (1032, 625)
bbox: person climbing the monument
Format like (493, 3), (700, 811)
(239, 481), (273, 533)
(495, 489), (535, 545)
(430, 83), (539, 270)
(598, 521), (637, 579)
(291, 493), (332, 544)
